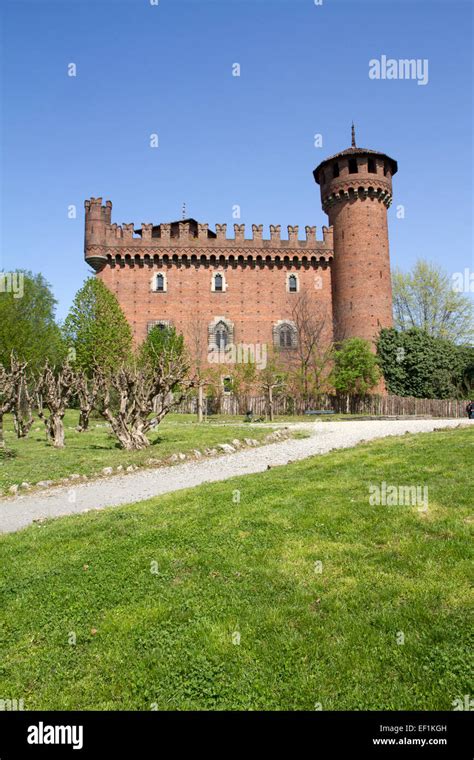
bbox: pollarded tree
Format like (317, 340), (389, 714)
(96, 328), (193, 450)
(96, 361), (193, 451)
(74, 370), (98, 433)
(63, 277), (133, 374)
(36, 362), (76, 448)
(258, 349), (287, 421)
(0, 365), (14, 450)
(9, 355), (34, 439)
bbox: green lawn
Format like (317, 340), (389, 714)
(0, 411), (275, 493)
(0, 429), (472, 710)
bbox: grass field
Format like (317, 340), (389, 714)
(0, 411), (276, 493)
(0, 428), (471, 710)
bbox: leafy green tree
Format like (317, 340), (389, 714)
(377, 327), (474, 399)
(0, 270), (64, 370)
(392, 260), (473, 344)
(139, 324), (185, 370)
(63, 278), (132, 374)
(332, 338), (380, 396)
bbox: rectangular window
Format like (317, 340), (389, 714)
(348, 158), (358, 174)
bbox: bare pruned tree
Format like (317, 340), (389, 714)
(258, 349), (287, 421)
(74, 370), (98, 433)
(0, 365), (14, 449)
(10, 355), (35, 439)
(36, 362), (76, 448)
(95, 353), (193, 450)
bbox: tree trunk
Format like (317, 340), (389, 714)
(197, 383), (204, 423)
(47, 415), (65, 448)
(13, 410), (34, 439)
(115, 429), (150, 450)
(268, 386), (274, 422)
(108, 417), (150, 450)
(77, 408), (91, 433)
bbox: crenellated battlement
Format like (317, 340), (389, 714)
(84, 197), (333, 270)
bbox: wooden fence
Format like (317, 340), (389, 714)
(176, 394), (471, 419)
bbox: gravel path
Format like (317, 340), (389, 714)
(0, 418), (471, 535)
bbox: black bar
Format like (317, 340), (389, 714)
(0, 711), (471, 758)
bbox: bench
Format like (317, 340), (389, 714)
(304, 410), (335, 416)
(244, 411), (265, 423)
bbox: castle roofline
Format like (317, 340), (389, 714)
(135, 219), (217, 239)
(313, 147), (398, 184)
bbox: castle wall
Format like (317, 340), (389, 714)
(98, 256), (334, 355)
(84, 199), (335, 361)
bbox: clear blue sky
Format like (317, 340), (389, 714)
(1, 0), (472, 321)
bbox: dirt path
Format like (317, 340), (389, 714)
(0, 418), (470, 535)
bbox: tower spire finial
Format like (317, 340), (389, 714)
(351, 122), (356, 148)
(182, 202), (186, 220)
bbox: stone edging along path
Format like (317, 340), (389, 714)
(0, 418), (471, 535)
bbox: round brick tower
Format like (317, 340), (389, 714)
(313, 126), (397, 345)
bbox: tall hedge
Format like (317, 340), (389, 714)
(377, 328), (473, 399)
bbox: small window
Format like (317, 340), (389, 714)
(222, 376), (233, 394)
(332, 162), (339, 178)
(151, 271), (167, 293)
(212, 273), (225, 292)
(367, 158), (376, 174)
(288, 274), (298, 293)
(348, 158), (358, 174)
(383, 162), (389, 176)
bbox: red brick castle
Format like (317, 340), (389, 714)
(84, 129), (397, 364)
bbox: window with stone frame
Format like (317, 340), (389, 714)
(208, 317), (234, 350)
(151, 271), (167, 292)
(211, 272), (227, 292)
(287, 273), (299, 293)
(273, 321), (297, 349)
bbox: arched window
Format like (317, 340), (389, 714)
(215, 321), (229, 349)
(151, 271), (167, 292)
(288, 274), (298, 293)
(209, 316), (234, 350)
(211, 272), (227, 292)
(273, 320), (297, 350)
